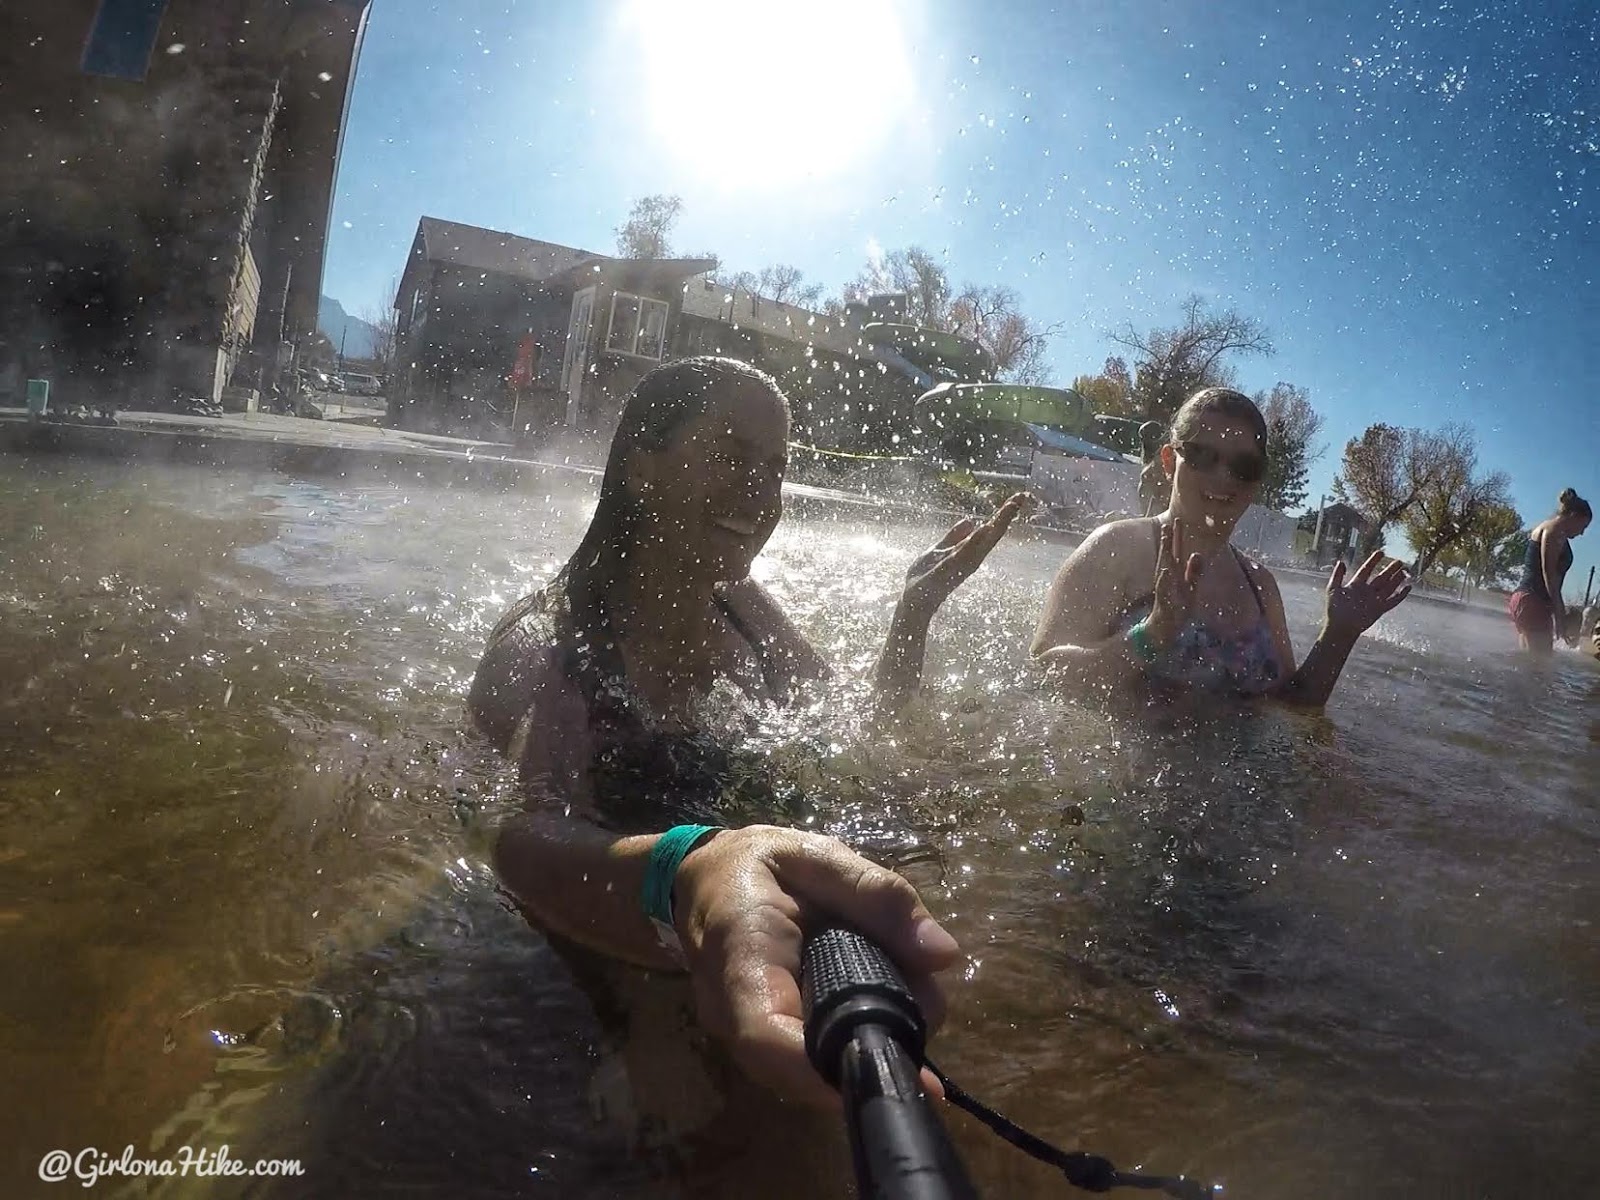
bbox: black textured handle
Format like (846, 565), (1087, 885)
(802, 925), (927, 1089)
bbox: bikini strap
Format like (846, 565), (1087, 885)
(1231, 547), (1268, 616)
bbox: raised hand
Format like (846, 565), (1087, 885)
(1145, 517), (1205, 645)
(1324, 550), (1412, 641)
(899, 492), (1030, 618)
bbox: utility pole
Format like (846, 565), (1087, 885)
(1311, 493), (1328, 564)
(338, 325), (348, 375)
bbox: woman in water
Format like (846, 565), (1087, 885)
(471, 356), (1023, 1117)
(1507, 488), (1591, 652)
(1030, 387), (1411, 706)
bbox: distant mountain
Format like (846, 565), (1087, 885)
(317, 295), (379, 361)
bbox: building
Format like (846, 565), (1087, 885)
(0, 0), (371, 410)
(390, 217), (715, 438)
(389, 216), (978, 450)
(677, 284), (986, 453)
(1298, 501), (1376, 564)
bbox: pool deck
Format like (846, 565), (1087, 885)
(0, 406), (1504, 612)
(0, 406), (956, 526)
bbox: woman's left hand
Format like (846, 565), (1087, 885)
(899, 493), (1030, 619)
(1324, 550), (1412, 641)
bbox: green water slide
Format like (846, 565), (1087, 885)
(914, 381), (1089, 430)
(859, 322), (996, 383)
(855, 321), (1130, 462)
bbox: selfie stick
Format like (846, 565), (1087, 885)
(802, 925), (981, 1200)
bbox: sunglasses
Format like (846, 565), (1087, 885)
(1176, 439), (1266, 484)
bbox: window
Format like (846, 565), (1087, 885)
(607, 292), (669, 360)
(82, 0), (169, 81)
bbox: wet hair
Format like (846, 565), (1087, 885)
(1557, 487), (1592, 521)
(565, 355), (788, 609)
(1168, 387), (1269, 453)
(1138, 420), (1165, 463)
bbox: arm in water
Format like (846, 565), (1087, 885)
(1259, 551), (1412, 708)
(874, 494), (1028, 713)
(1540, 529), (1573, 644)
(714, 577), (832, 691)
(488, 650), (961, 1108)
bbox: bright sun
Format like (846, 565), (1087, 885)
(617, 0), (919, 191)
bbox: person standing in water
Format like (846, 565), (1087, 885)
(470, 357), (1024, 1124)
(1031, 387), (1412, 706)
(1507, 488), (1592, 653)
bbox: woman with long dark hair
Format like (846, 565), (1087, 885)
(471, 356), (1021, 1113)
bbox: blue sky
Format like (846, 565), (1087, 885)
(323, 0), (1599, 590)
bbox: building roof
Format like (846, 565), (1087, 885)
(548, 256), (719, 293)
(680, 278), (863, 356)
(397, 217), (718, 309)
(416, 216), (602, 282)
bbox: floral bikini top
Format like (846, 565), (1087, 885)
(1120, 543), (1284, 697)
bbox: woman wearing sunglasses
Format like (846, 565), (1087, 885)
(1030, 387), (1411, 706)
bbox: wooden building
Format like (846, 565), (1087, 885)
(389, 217), (975, 452)
(389, 218), (716, 438)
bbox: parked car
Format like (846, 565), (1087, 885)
(343, 373), (383, 397)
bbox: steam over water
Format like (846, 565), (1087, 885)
(1, 456), (1595, 1198)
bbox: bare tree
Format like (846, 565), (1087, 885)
(1400, 424), (1514, 578)
(1333, 423), (1456, 556)
(1070, 370), (1139, 419)
(1439, 502), (1524, 587)
(713, 263), (826, 309)
(1254, 382), (1326, 511)
(615, 194), (683, 259)
(948, 283), (1056, 384)
(361, 275), (400, 373)
(1107, 295), (1275, 420)
(846, 246), (951, 328)
(758, 264), (823, 306)
(844, 245), (1056, 382)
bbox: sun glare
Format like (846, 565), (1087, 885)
(618, 0), (919, 192)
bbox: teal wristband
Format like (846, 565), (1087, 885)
(1126, 621), (1157, 663)
(642, 824), (723, 930)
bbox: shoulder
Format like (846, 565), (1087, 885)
(470, 589), (581, 751)
(713, 576), (829, 685)
(1239, 554), (1285, 602)
(1075, 517), (1158, 558)
(1048, 518), (1155, 596)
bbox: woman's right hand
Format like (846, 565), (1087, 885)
(1145, 517), (1204, 645)
(671, 825), (962, 1109)
(898, 493), (1030, 620)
